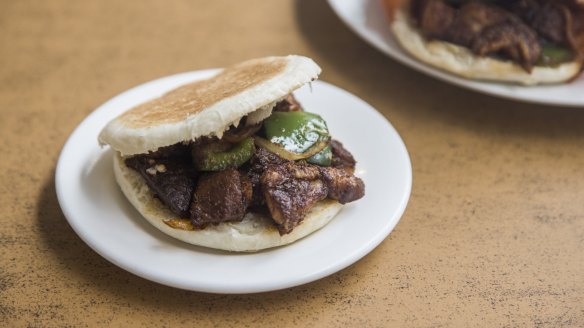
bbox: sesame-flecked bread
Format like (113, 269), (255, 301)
(389, 3), (582, 85)
(113, 153), (343, 252)
(99, 55), (321, 155)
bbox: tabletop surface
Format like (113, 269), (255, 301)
(1, 1), (583, 327)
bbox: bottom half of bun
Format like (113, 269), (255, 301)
(113, 153), (343, 252)
(391, 10), (582, 85)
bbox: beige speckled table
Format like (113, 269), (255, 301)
(1, 1), (583, 327)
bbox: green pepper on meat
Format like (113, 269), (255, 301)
(537, 44), (574, 67)
(193, 137), (255, 171)
(306, 145), (332, 166)
(263, 111), (332, 166)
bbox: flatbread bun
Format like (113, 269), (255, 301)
(388, 1), (582, 85)
(113, 152), (343, 252)
(99, 55), (321, 156)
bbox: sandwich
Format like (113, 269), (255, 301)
(98, 55), (365, 252)
(383, 0), (584, 85)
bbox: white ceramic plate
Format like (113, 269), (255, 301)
(328, 0), (584, 107)
(56, 69), (412, 293)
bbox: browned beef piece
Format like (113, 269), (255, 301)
(125, 155), (196, 217)
(500, 0), (578, 49)
(532, 2), (584, 55)
(412, 0), (456, 40)
(448, 2), (512, 45)
(222, 123), (262, 143)
(413, 1), (509, 44)
(274, 94), (303, 112)
(411, 0), (542, 71)
(190, 168), (253, 227)
(504, 1), (568, 41)
(330, 140), (356, 172)
(247, 147), (289, 207)
(318, 167), (365, 205)
(261, 163), (328, 234)
(472, 21), (541, 71)
(261, 160), (366, 234)
(532, 3), (568, 44)
(494, 0), (540, 22)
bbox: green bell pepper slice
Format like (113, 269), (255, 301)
(263, 111), (330, 153)
(193, 137), (255, 171)
(306, 145), (332, 166)
(263, 111), (332, 166)
(537, 44), (574, 67)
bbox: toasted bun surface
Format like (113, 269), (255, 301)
(113, 153), (343, 252)
(389, 3), (582, 85)
(99, 55), (321, 156)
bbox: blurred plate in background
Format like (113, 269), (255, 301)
(328, 0), (584, 107)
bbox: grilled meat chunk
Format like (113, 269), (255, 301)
(125, 154), (196, 217)
(413, 1), (510, 44)
(247, 147), (289, 207)
(318, 167), (365, 204)
(190, 168), (253, 227)
(274, 94), (303, 112)
(261, 163), (328, 234)
(532, 2), (571, 46)
(499, 0), (580, 51)
(412, 0), (542, 71)
(448, 3), (513, 45)
(261, 160), (365, 234)
(330, 139), (357, 172)
(495, 0), (540, 21)
(412, 0), (457, 40)
(472, 21), (541, 72)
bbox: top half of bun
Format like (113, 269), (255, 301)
(98, 55), (321, 156)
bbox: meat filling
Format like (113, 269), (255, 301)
(261, 163), (329, 234)
(471, 21), (541, 71)
(330, 140), (357, 172)
(261, 162), (365, 234)
(125, 147), (197, 218)
(411, 0), (584, 71)
(247, 147), (289, 207)
(126, 143), (364, 234)
(190, 169), (252, 227)
(319, 166), (365, 205)
(274, 94), (303, 112)
(124, 95), (365, 234)
(499, 0), (583, 52)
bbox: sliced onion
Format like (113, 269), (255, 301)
(222, 123), (262, 143)
(163, 218), (195, 231)
(254, 137), (329, 161)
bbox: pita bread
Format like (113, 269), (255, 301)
(99, 55), (321, 156)
(113, 152), (343, 252)
(100, 56), (353, 252)
(391, 5), (582, 85)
